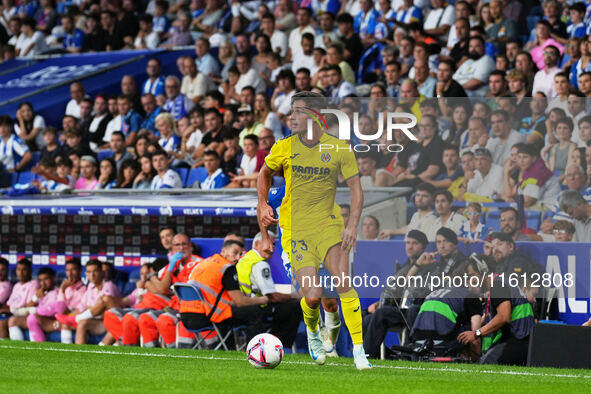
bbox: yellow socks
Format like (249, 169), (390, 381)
(339, 288), (363, 345)
(301, 297), (320, 332)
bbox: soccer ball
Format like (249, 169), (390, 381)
(246, 333), (284, 369)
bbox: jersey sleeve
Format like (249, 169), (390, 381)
(339, 144), (359, 180)
(464, 297), (483, 319)
(251, 261), (277, 296)
(221, 265), (240, 291)
(264, 140), (287, 172)
(268, 186), (285, 210)
(490, 282), (511, 310)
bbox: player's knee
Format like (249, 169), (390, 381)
(321, 298), (339, 312)
(305, 296), (321, 308)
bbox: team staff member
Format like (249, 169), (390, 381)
(237, 231), (302, 348)
(458, 273), (536, 365)
(257, 91), (371, 370)
(103, 258), (169, 346)
(139, 233), (202, 348)
(180, 240), (270, 343)
(410, 256), (487, 360)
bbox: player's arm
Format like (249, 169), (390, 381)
(342, 174), (363, 251)
(257, 163), (277, 227)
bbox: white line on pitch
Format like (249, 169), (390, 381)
(1, 344), (589, 380)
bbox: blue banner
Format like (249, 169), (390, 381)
(0, 49), (192, 126)
(0, 51), (153, 103)
(0, 205), (257, 217)
(353, 240), (591, 325)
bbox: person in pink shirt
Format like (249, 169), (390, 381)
(9, 267), (59, 341)
(0, 259), (38, 339)
(0, 258), (13, 312)
(74, 155), (100, 190)
(56, 259), (120, 344)
(528, 20), (565, 70)
(26, 258), (86, 343)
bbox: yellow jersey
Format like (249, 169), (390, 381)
(265, 132), (359, 232)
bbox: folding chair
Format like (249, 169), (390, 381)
(173, 282), (234, 351)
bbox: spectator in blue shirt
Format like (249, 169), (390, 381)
(61, 14), (85, 53)
(117, 95), (143, 146)
(195, 37), (220, 77)
(140, 93), (162, 136)
(152, 0), (170, 38)
(201, 150), (229, 189)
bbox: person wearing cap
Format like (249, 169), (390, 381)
(75, 155), (99, 190)
(490, 232), (540, 275)
(410, 254), (487, 360)
(412, 227), (469, 280)
(515, 143), (561, 208)
(485, 109), (526, 166)
(425, 190), (466, 242)
(362, 229), (429, 358)
(237, 104), (264, 148)
(458, 252), (536, 366)
(463, 147), (504, 200)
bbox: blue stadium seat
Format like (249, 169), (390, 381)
(525, 210), (541, 231)
(129, 269), (141, 282)
(186, 167), (208, 187)
(97, 150), (114, 162)
(174, 167), (189, 186)
(271, 176), (285, 187)
(485, 210), (501, 233)
(17, 171), (36, 185)
(9, 171), (18, 186)
(122, 282), (136, 296)
(22, 151), (40, 171)
(527, 16), (541, 34)
(543, 211), (555, 221)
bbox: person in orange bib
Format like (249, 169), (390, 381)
(180, 239), (270, 345)
(138, 233), (203, 348)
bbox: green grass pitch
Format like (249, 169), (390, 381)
(1, 341), (590, 393)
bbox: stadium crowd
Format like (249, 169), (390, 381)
(1, 0), (591, 366)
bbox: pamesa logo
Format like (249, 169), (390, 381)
(304, 107), (417, 153)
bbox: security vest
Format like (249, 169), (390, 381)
(482, 284), (535, 352)
(236, 250), (266, 297)
(168, 254), (203, 310)
(180, 253), (234, 323)
(411, 287), (471, 337)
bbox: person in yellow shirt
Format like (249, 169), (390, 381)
(256, 91), (371, 370)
